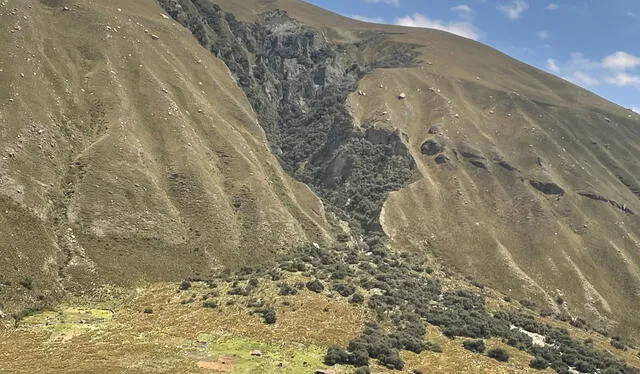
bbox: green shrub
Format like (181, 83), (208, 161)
(333, 282), (356, 297)
(463, 339), (485, 353)
(255, 307), (277, 324)
(349, 292), (365, 304)
(278, 283), (298, 296)
(306, 279), (324, 293)
(529, 356), (549, 370)
(324, 345), (349, 366)
(202, 300), (218, 309)
(610, 339), (626, 350)
(179, 280), (191, 291)
(487, 348), (509, 362)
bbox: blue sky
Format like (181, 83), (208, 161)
(306, 0), (640, 113)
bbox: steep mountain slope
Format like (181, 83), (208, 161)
(1, 0), (640, 372)
(0, 0), (328, 316)
(162, 0), (640, 337)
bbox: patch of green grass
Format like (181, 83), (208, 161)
(199, 334), (336, 373)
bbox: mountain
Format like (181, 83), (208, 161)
(1, 0), (640, 372)
(160, 0), (640, 336)
(0, 0), (328, 317)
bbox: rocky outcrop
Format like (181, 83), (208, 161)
(158, 0), (419, 231)
(578, 191), (635, 215)
(530, 181), (565, 195)
(420, 139), (443, 156)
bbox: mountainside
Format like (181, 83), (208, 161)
(159, 0), (640, 337)
(0, 0), (328, 317)
(2, 0), (640, 373)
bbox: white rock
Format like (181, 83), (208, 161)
(398, 92), (406, 99)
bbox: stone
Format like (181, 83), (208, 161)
(150, 34), (160, 40)
(398, 92), (406, 99)
(421, 139), (443, 156)
(427, 126), (439, 135)
(435, 154), (449, 165)
(529, 180), (565, 195)
(469, 160), (487, 169)
(250, 350), (262, 357)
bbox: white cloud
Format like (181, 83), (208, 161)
(546, 58), (559, 72)
(545, 3), (558, 10)
(364, 0), (399, 7)
(605, 73), (640, 87)
(451, 5), (473, 20)
(626, 10), (636, 17)
(567, 71), (599, 87)
(602, 51), (640, 71)
(633, 108), (640, 114)
(537, 30), (550, 40)
(395, 13), (480, 40)
(498, 0), (528, 20)
(350, 14), (385, 23)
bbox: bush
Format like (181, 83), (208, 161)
(487, 348), (509, 362)
(333, 282), (356, 297)
(350, 292), (365, 304)
(353, 366), (371, 374)
(463, 339), (485, 353)
(143, 307), (153, 314)
(278, 283), (298, 296)
(306, 279), (324, 293)
(19, 278), (33, 290)
(529, 357), (549, 370)
(324, 345), (349, 365)
(179, 280), (191, 291)
(255, 307), (277, 324)
(202, 300), (218, 309)
(610, 339), (626, 350)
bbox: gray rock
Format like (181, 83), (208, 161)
(421, 139), (443, 156)
(529, 180), (564, 195)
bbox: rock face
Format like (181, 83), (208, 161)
(420, 139), (443, 156)
(159, 0), (419, 231)
(529, 181), (565, 195)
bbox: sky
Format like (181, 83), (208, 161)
(305, 0), (640, 113)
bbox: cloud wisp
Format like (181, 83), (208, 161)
(498, 0), (529, 20)
(546, 51), (640, 89)
(395, 13), (480, 40)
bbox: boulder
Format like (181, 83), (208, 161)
(398, 92), (406, 99)
(529, 181), (564, 195)
(435, 154), (449, 165)
(421, 139), (443, 156)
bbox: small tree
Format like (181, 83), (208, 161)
(305, 279), (324, 293)
(179, 280), (191, 291)
(324, 345), (349, 365)
(529, 357), (549, 370)
(463, 339), (485, 353)
(487, 347), (509, 362)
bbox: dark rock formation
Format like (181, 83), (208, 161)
(530, 181), (565, 195)
(469, 160), (487, 169)
(421, 139), (443, 156)
(496, 160), (517, 172)
(435, 154), (449, 165)
(158, 0), (419, 232)
(578, 192), (635, 215)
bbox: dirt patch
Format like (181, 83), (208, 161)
(196, 356), (236, 371)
